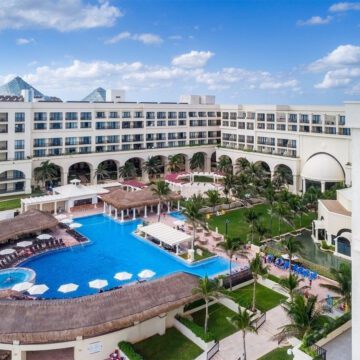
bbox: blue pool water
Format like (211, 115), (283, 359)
(0, 267), (35, 290)
(20, 214), (229, 299)
(169, 211), (187, 221)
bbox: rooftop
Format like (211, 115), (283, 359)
(320, 199), (351, 217)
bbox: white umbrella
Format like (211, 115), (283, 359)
(12, 282), (33, 292)
(89, 279), (108, 289)
(16, 241), (33, 248)
(37, 234), (52, 240)
(69, 223), (82, 229)
(281, 254), (299, 261)
(138, 269), (156, 279)
(114, 272), (133, 281)
(0, 248), (15, 256)
(27, 284), (49, 295)
(174, 220), (185, 226)
(61, 218), (73, 225)
(55, 214), (68, 220)
(58, 283), (79, 293)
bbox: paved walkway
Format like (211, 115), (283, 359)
(213, 305), (290, 360)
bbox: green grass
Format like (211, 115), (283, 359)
(0, 198), (21, 211)
(258, 346), (293, 360)
(208, 203), (316, 241)
(133, 327), (202, 360)
(226, 284), (286, 312)
(193, 175), (214, 183)
(191, 303), (238, 340)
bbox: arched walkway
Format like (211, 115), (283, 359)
(337, 236), (351, 257)
(210, 151), (217, 171)
(255, 161), (271, 178)
(124, 157), (143, 178)
(190, 152), (207, 171)
(217, 155), (233, 174)
(96, 160), (119, 182)
(274, 164), (293, 185)
(0, 170), (26, 194)
(68, 162), (92, 184)
(168, 154), (188, 172)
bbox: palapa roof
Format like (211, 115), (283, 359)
(101, 186), (181, 210)
(0, 272), (199, 344)
(0, 209), (58, 244)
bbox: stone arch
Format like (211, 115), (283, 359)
(0, 169), (26, 194)
(234, 157), (250, 174)
(217, 155), (233, 174)
(210, 151), (217, 170)
(254, 161), (271, 177)
(124, 157), (144, 177)
(95, 159), (119, 182)
(68, 162), (93, 184)
(273, 164), (294, 185)
(337, 236), (351, 257)
(168, 153), (188, 172)
(190, 151), (207, 171)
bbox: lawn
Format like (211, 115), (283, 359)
(194, 175), (215, 183)
(191, 303), (238, 340)
(0, 198), (21, 211)
(226, 284), (286, 312)
(133, 327), (202, 360)
(208, 203), (316, 241)
(258, 346), (293, 360)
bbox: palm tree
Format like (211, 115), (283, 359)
(206, 189), (221, 213)
(152, 180), (171, 221)
(249, 253), (268, 311)
(223, 174), (236, 206)
(275, 294), (329, 343)
(320, 263), (351, 311)
(228, 307), (257, 360)
(190, 152), (205, 171)
(94, 163), (110, 182)
(254, 222), (268, 243)
(279, 273), (307, 301)
(244, 209), (259, 243)
(282, 236), (303, 274)
(192, 276), (222, 333)
(274, 203), (293, 237)
(273, 166), (293, 189)
(34, 160), (58, 188)
(118, 162), (137, 179)
(303, 186), (321, 211)
(142, 156), (162, 180)
(182, 196), (203, 249)
(167, 154), (184, 172)
(235, 158), (250, 174)
(217, 156), (233, 174)
(217, 237), (247, 290)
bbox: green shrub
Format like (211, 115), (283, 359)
(184, 299), (206, 312)
(118, 341), (144, 360)
(176, 315), (216, 342)
(267, 273), (281, 285)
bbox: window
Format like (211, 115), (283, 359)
(34, 123), (46, 130)
(122, 111), (131, 118)
(157, 112), (166, 119)
(65, 112), (78, 121)
(15, 112), (25, 122)
(80, 122), (92, 129)
(34, 149), (46, 157)
(34, 139), (46, 147)
(15, 124), (25, 133)
(0, 113), (8, 122)
(49, 138), (62, 147)
(134, 112), (143, 118)
(96, 112), (106, 119)
(34, 112), (47, 121)
(14, 151), (24, 160)
(146, 112), (155, 119)
(81, 112), (92, 120)
(50, 112), (63, 121)
(65, 122), (78, 129)
(14, 140), (24, 149)
(179, 112), (187, 119)
(65, 137), (77, 146)
(50, 123), (62, 129)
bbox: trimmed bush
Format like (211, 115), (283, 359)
(176, 315), (216, 342)
(118, 341), (144, 360)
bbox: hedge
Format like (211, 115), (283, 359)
(176, 315), (216, 342)
(118, 341), (143, 360)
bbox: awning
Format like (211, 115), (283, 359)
(139, 222), (191, 247)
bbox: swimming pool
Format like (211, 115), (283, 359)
(0, 267), (35, 290)
(169, 211), (187, 221)
(20, 214), (229, 298)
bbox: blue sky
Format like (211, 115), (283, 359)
(0, 0), (359, 104)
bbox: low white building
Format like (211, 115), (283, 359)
(312, 188), (352, 259)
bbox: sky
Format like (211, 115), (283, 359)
(0, 0), (359, 104)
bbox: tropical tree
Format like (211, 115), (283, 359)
(152, 180), (171, 221)
(275, 294), (329, 343)
(279, 273), (307, 301)
(274, 203), (293, 236)
(320, 263), (351, 311)
(192, 276), (222, 333)
(190, 152), (205, 171)
(249, 253), (268, 311)
(254, 222), (268, 243)
(228, 307), (257, 360)
(118, 162), (137, 179)
(206, 189), (221, 213)
(264, 184), (277, 235)
(234, 173), (250, 201)
(217, 237), (247, 290)
(182, 196), (203, 250)
(34, 160), (59, 188)
(244, 162), (266, 189)
(303, 186), (322, 210)
(142, 156), (162, 180)
(282, 236), (303, 274)
(244, 209), (259, 243)
(223, 174), (236, 205)
(167, 154), (184, 172)
(94, 163), (110, 182)
(273, 166), (293, 189)
(217, 156), (233, 174)
(235, 158), (250, 174)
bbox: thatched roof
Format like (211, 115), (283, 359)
(0, 209), (58, 244)
(101, 186), (182, 210)
(0, 272), (199, 344)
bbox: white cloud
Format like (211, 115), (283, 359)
(16, 38), (35, 45)
(297, 16), (332, 26)
(329, 2), (360, 12)
(315, 67), (360, 88)
(171, 51), (214, 68)
(168, 35), (183, 40)
(0, 0), (121, 32)
(308, 44), (360, 72)
(105, 31), (163, 45)
(259, 79), (299, 90)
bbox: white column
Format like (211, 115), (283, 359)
(54, 202), (57, 215)
(133, 208), (136, 219)
(151, 205), (154, 213)
(61, 171), (68, 185)
(292, 175), (299, 194)
(302, 178), (306, 193)
(157, 203), (161, 215)
(177, 200), (180, 211)
(321, 181), (326, 193)
(167, 202), (171, 213)
(114, 209), (118, 219)
(103, 202), (106, 213)
(144, 206), (147, 218)
(176, 244), (179, 255)
(108, 205), (112, 215)
(39, 203), (43, 211)
(121, 210), (124, 222)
